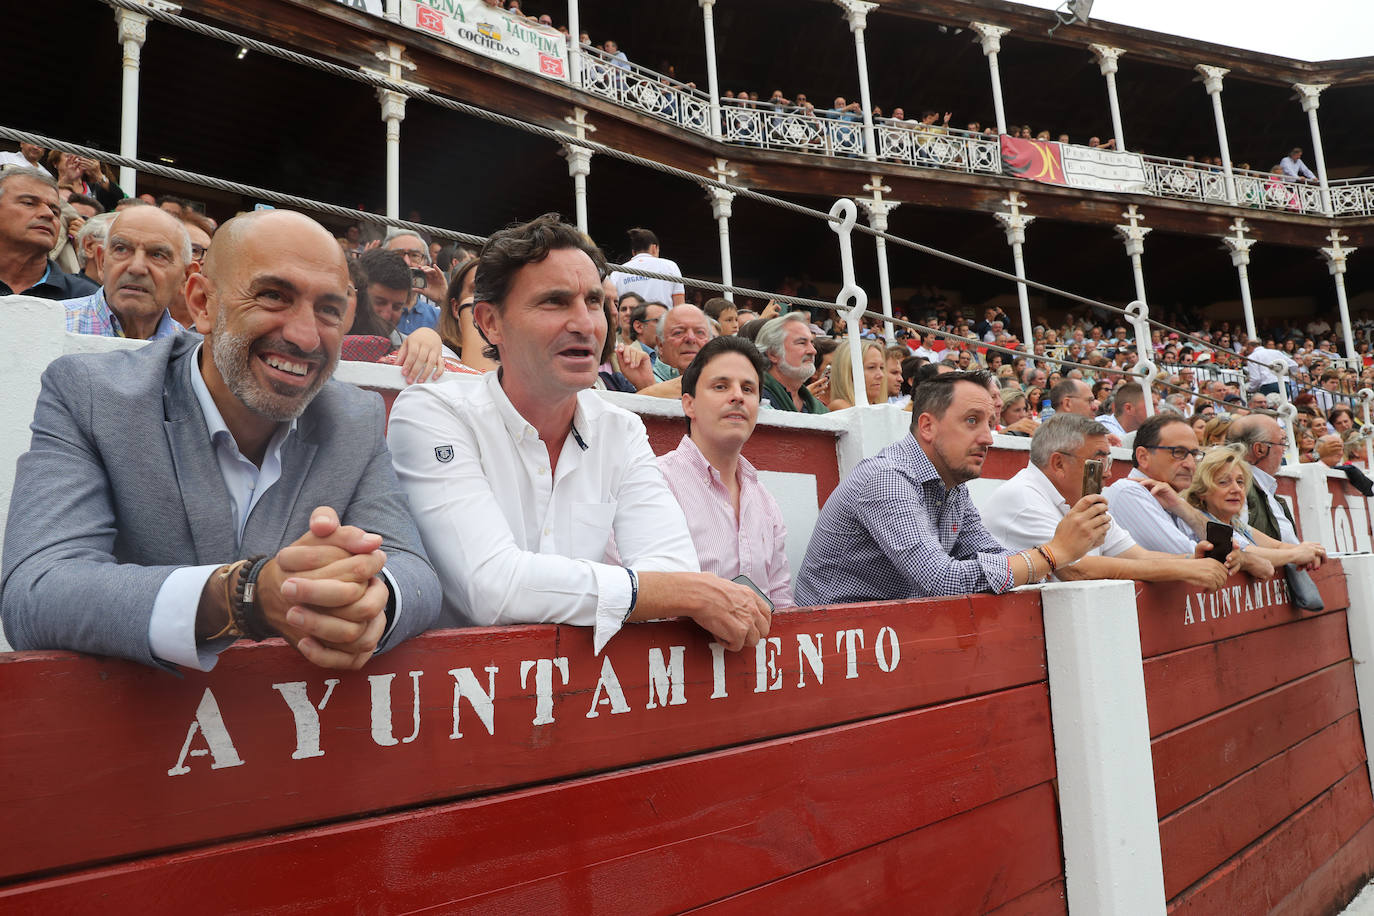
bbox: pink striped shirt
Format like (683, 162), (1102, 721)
(657, 436), (795, 609)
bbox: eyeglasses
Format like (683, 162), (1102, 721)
(397, 248), (431, 266)
(1145, 445), (1205, 461)
(190, 244), (207, 263)
(1056, 451), (1113, 471)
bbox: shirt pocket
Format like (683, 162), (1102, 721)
(567, 501), (617, 561)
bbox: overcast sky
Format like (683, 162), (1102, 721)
(1009, 0), (1373, 62)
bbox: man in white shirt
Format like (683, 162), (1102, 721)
(1242, 338), (1297, 395)
(987, 414), (1229, 588)
(608, 227), (685, 308)
(1095, 382), (1146, 441)
(387, 214), (770, 653)
(658, 336), (795, 609)
(0, 143), (52, 176)
(1106, 414), (1215, 554)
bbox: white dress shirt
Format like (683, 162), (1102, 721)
(387, 371), (699, 652)
(984, 464), (1135, 575)
(1245, 346), (1296, 389)
(148, 345), (296, 671)
(1104, 469), (1199, 555)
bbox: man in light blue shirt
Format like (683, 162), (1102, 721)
(1279, 147), (1317, 182)
(61, 205), (188, 340)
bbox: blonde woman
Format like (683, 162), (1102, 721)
(827, 338), (888, 410)
(1184, 446), (1324, 573)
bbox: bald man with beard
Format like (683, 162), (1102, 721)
(2, 209), (441, 672)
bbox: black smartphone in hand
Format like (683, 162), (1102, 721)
(1205, 521), (1233, 564)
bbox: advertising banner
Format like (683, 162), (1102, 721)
(400, 0), (569, 82)
(1001, 135), (1148, 194)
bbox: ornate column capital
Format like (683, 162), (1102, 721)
(1321, 230), (1356, 275)
(705, 185), (735, 220)
(969, 21), (1010, 56)
(697, 0), (715, 9)
(563, 144), (593, 178)
(856, 198), (898, 232)
(1114, 223), (1151, 257)
(1293, 82), (1329, 113)
(994, 210), (1035, 247)
(834, 0), (877, 33)
(1221, 235), (1255, 267)
(366, 41), (423, 122)
(1194, 64), (1229, 96)
(377, 89), (408, 125)
(1089, 43), (1125, 76)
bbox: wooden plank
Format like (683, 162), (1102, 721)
(1168, 770), (1374, 915)
(1143, 611), (1352, 736)
(1269, 817), (1374, 916)
(640, 414), (843, 504)
(1136, 562), (1349, 659)
(0, 686), (1057, 913)
(0, 594), (1048, 882)
(986, 878), (1068, 916)
(685, 783), (1063, 916)
(1151, 662), (1357, 817)
(1159, 713), (1368, 898)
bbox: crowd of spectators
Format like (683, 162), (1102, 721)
(0, 144), (1358, 678)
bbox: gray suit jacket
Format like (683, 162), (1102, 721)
(1, 335), (442, 667)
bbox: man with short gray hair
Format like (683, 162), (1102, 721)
(757, 311), (828, 413)
(384, 228), (443, 334)
(0, 168), (97, 300)
(61, 205), (190, 339)
(75, 211), (116, 285)
(985, 414), (1229, 588)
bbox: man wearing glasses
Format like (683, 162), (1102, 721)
(384, 229), (444, 334)
(987, 414), (1230, 588)
(1105, 413), (1215, 553)
(1226, 414), (1301, 544)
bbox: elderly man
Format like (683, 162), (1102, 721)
(384, 228), (444, 334)
(651, 304), (712, 382)
(2, 209), (441, 671)
(0, 168), (97, 300)
(1227, 414), (1303, 544)
(986, 415), (1231, 588)
(387, 213), (771, 653)
(658, 336), (794, 608)
(628, 298), (667, 362)
(61, 204), (191, 339)
(757, 311), (829, 413)
(796, 370), (1110, 606)
(74, 211), (115, 285)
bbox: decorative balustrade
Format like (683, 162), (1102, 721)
(577, 45), (711, 135)
(572, 52), (1374, 217)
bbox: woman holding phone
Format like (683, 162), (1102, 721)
(1183, 446), (1324, 574)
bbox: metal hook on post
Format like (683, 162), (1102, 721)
(830, 198), (871, 406)
(1124, 299), (1157, 417)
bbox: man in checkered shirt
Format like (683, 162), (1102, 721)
(795, 370), (1109, 606)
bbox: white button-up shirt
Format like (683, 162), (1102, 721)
(657, 435), (795, 609)
(1245, 346), (1297, 389)
(387, 371), (699, 652)
(984, 463), (1135, 573)
(1246, 465), (1300, 545)
(1104, 469), (1199, 554)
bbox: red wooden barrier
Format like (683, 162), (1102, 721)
(1135, 564), (1374, 913)
(0, 595), (1061, 913)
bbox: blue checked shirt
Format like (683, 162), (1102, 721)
(795, 435), (1015, 606)
(62, 288), (183, 340)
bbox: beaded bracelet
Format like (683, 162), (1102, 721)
(233, 555), (272, 641)
(207, 559), (252, 641)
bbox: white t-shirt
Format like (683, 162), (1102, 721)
(610, 252), (685, 307)
(0, 152), (52, 176)
(984, 464), (1136, 575)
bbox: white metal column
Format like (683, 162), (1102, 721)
(1222, 219), (1258, 341)
(1294, 82), (1334, 216)
(858, 178), (898, 344)
(707, 159), (738, 302)
(1115, 205), (1151, 305)
(1196, 65), (1237, 204)
(566, 0), (582, 88)
(114, 2), (180, 196)
(1320, 230), (1359, 360)
(699, 0), (722, 139)
(970, 22), (1010, 135)
(563, 108), (595, 234)
(366, 43), (420, 221)
(1090, 44), (1127, 150)
(835, 0), (879, 162)
(994, 192), (1035, 350)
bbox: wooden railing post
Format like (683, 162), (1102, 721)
(1041, 579), (1167, 915)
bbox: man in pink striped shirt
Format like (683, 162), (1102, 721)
(658, 336), (796, 609)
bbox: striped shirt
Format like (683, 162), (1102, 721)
(795, 435), (1014, 606)
(657, 435), (795, 609)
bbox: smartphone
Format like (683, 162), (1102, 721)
(1081, 458), (1104, 498)
(732, 575), (775, 612)
(410, 267), (428, 289)
(1205, 521), (1233, 564)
